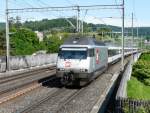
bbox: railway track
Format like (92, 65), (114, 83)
(0, 66), (57, 108)
(0, 66), (55, 84)
(0, 56), (131, 113)
(0, 71), (82, 113)
(0, 68), (56, 96)
(18, 88), (79, 113)
(0, 75), (57, 105)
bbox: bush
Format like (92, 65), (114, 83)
(136, 106), (149, 113)
(132, 53), (150, 86)
(132, 69), (150, 79)
(144, 79), (150, 86)
(10, 28), (40, 55)
(46, 35), (64, 53)
(133, 60), (150, 70)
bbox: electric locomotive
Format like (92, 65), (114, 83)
(56, 37), (108, 86)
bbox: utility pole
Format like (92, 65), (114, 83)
(141, 35), (142, 50)
(102, 32), (104, 41)
(76, 11), (78, 32)
(78, 6), (80, 33)
(136, 26), (139, 49)
(121, 0), (125, 71)
(5, 0), (10, 71)
(81, 19), (83, 33)
(131, 12), (134, 61)
(81, 10), (88, 33)
(76, 6), (80, 33)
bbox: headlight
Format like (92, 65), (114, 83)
(57, 68), (65, 71)
(80, 69), (88, 72)
(60, 68), (65, 71)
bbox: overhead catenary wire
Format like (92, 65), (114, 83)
(37, 0), (49, 6)
(65, 0), (75, 6)
(81, 9), (88, 33)
(36, 0), (77, 30)
(22, 0), (34, 8)
(9, 0), (27, 8)
(12, 0), (77, 30)
(7, 4), (123, 13)
(7, 4), (123, 33)
(36, 1), (44, 7)
(114, 0), (122, 15)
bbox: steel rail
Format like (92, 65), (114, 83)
(0, 69), (56, 95)
(0, 74), (57, 105)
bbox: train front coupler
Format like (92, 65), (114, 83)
(60, 72), (74, 85)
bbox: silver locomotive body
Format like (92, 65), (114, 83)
(56, 37), (108, 86)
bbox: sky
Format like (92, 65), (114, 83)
(0, 0), (150, 27)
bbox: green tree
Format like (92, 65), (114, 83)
(97, 28), (112, 35)
(0, 30), (5, 55)
(96, 28), (112, 41)
(10, 28), (40, 55)
(46, 35), (64, 53)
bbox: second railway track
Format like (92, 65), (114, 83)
(0, 66), (55, 84)
(0, 67), (56, 98)
(0, 75), (58, 105)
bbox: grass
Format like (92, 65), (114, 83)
(127, 52), (150, 100)
(140, 53), (150, 61)
(127, 76), (150, 100)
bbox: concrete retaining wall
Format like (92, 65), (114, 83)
(116, 53), (141, 98)
(0, 54), (57, 72)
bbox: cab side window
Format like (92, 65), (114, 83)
(58, 48), (62, 57)
(88, 49), (94, 57)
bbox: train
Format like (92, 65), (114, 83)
(56, 37), (137, 86)
(56, 37), (108, 86)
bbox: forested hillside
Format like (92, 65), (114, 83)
(1, 18), (150, 35)
(23, 18), (89, 32)
(22, 18), (122, 33)
(22, 18), (150, 36)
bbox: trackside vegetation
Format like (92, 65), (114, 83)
(127, 52), (150, 100)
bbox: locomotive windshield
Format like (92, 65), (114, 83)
(59, 50), (87, 59)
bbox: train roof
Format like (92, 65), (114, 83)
(63, 37), (106, 46)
